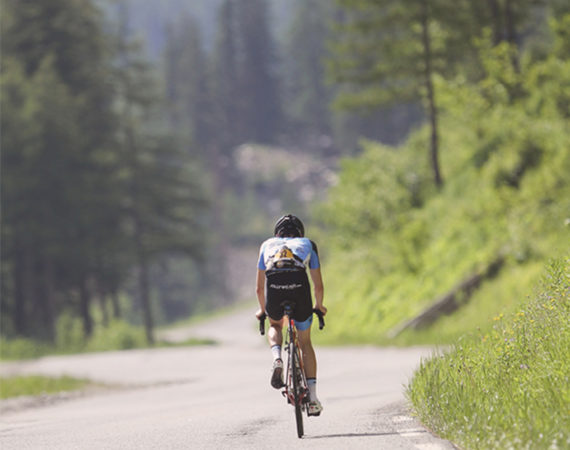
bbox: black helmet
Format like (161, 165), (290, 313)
(274, 214), (305, 237)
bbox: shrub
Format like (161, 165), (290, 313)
(86, 320), (147, 352)
(0, 338), (52, 360)
(407, 258), (570, 449)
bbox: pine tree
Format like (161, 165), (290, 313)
(211, 0), (242, 150)
(284, 0), (334, 139)
(1, 0), (123, 339)
(211, 0), (282, 147)
(113, 3), (208, 345)
(330, 0), (449, 187)
(236, 0), (282, 143)
(164, 14), (213, 149)
(1, 0), (209, 344)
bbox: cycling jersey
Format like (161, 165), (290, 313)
(258, 237), (320, 323)
(257, 237), (320, 272)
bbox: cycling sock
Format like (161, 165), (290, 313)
(307, 378), (317, 401)
(271, 345), (282, 360)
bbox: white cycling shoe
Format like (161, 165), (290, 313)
(271, 359), (284, 389)
(308, 399), (323, 416)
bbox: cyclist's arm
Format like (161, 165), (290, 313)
(256, 268), (266, 317)
(309, 267), (326, 315)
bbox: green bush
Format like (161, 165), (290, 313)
(1, 317), (148, 360)
(56, 312), (87, 353)
(86, 320), (147, 352)
(0, 338), (52, 360)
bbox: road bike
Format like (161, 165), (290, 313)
(259, 303), (325, 438)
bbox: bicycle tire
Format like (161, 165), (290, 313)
(290, 340), (304, 438)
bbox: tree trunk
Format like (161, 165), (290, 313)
(420, 0), (443, 189)
(118, 9), (155, 345)
(13, 251), (28, 336)
(110, 288), (121, 319)
(125, 122), (155, 345)
(208, 144), (231, 306)
(504, 0), (520, 72)
(96, 281), (110, 327)
(22, 247), (36, 337)
(108, 254), (122, 319)
(79, 276), (93, 338)
(486, 0), (503, 45)
(38, 256), (56, 341)
(134, 224), (154, 345)
(94, 258), (110, 326)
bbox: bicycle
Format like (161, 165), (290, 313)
(259, 302), (325, 438)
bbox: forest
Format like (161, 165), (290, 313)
(1, 0), (569, 353)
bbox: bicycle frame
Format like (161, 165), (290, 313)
(282, 305), (309, 410)
(259, 303), (325, 438)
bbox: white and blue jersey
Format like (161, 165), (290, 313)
(257, 237), (320, 272)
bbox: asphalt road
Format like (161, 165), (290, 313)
(0, 308), (456, 449)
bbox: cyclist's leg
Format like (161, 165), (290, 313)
(267, 317), (283, 348)
(267, 316), (285, 388)
(297, 327), (316, 378)
(291, 270), (315, 377)
(298, 325), (323, 415)
(295, 285), (323, 414)
(265, 272), (286, 349)
(265, 274), (287, 388)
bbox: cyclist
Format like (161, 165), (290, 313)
(255, 214), (327, 416)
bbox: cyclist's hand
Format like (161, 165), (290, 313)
(316, 305), (327, 315)
(255, 308), (266, 320)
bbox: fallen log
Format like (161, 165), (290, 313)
(387, 256), (504, 338)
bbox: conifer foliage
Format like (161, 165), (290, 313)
(1, 0), (207, 344)
(328, 0), (551, 188)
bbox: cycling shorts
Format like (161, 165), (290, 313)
(265, 269), (313, 327)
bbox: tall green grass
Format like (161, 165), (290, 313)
(1, 317), (214, 361)
(407, 258), (569, 449)
(394, 262), (545, 346)
(0, 319), (147, 360)
(0, 375), (91, 399)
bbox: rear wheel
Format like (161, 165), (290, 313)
(295, 400), (303, 438)
(291, 343), (304, 438)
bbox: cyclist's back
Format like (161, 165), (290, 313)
(259, 236), (319, 273)
(258, 235), (319, 324)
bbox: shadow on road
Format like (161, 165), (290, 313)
(305, 429), (427, 439)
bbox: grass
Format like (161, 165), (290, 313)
(393, 261), (545, 346)
(0, 375), (92, 399)
(0, 336), (215, 400)
(406, 258), (569, 449)
(0, 318), (217, 361)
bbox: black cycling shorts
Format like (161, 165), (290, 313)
(265, 269), (313, 323)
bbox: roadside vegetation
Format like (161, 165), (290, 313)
(315, 14), (569, 347)
(0, 375), (92, 399)
(407, 258), (569, 449)
(0, 318), (215, 361)
(314, 13), (569, 448)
